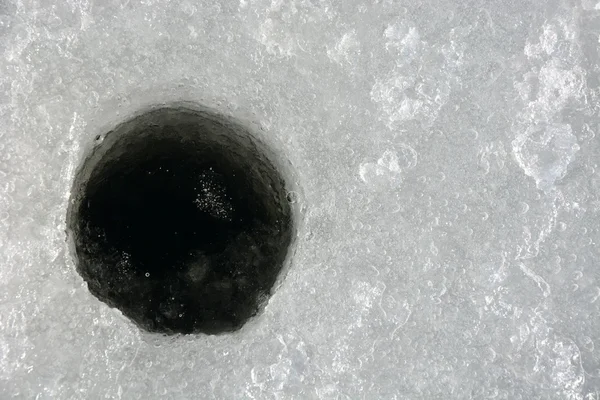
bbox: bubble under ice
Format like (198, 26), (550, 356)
(1, 0), (600, 399)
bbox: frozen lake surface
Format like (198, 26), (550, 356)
(1, 0), (600, 398)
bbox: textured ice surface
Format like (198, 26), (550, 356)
(1, 0), (600, 398)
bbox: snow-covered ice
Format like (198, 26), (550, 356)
(1, 0), (600, 398)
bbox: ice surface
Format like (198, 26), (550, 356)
(1, 0), (600, 398)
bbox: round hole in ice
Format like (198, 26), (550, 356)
(67, 104), (295, 335)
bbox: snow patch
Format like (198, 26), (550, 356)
(512, 15), (585, 191)
(512, 123), (579, 191)
(371, 21), (461, 128)
(358, 145), (417, 190)
(327, 30), (360, 66)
